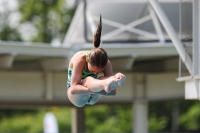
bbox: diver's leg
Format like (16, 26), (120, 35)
(81, 76), (119, 93)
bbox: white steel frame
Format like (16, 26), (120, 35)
(85, 1), (165, 43)
(149, 0), (193, 75)
(149, 0), (200, 99)
(193, 0), (200, 78)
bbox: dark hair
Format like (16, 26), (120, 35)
(88, 14), (108, 68)
(93, 14), (102, 48)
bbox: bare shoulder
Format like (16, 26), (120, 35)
(102, 59), (113, 76)
(73, 51), (86, 60)
(69, 51), (86, 68)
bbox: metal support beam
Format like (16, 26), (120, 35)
(133, 100), (148, 133)
(148, 6), (165, 44)
(149, 0), (193, 75)
(133, 74), (148, 133)
(72, 107), (85, 133)
(193, 0), (200, 99)
(100, 14), (157, 41)
(185, 0), (200, 100)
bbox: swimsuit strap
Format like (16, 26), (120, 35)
(86, 51), (89, 59)
(84, 51), (89, 70)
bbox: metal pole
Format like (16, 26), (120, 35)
(149, 0), (193, 75)
(133, 100), (148, 133)
(72, 107), (85, 133)
(193, 0), (200, 99)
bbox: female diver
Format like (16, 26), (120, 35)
(67, 15), (126, 107)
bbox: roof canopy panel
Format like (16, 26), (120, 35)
(63, 0), (179, 46)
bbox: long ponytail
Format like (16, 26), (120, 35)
(93, 14), (102, 48)
(88, 14), (108, 69)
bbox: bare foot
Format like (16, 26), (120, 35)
(102, 77), (118, 93)
(118, 77), (126, 86)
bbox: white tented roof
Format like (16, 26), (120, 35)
(63, 0), (179, 46)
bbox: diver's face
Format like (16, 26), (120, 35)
(88, 63), (104, 74)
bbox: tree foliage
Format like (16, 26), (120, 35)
(18, 0), (76, 43)
(1, 101), (200, 132)
(0, 107), (71, 133)
(0, 0), (76, 43)
(0, 0), (22, 41)
(85, 105), (132, 133)
(179, 101), (200, 131)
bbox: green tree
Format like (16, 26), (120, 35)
(0, 107), (71, 133)
(0, 1), (22, 41)
(179, 101), (200, 131)
(85, 104), (132, 133)
(148, 100), (199, 132)
(18, 0), (76, 43)
(148, 101), (172, 132)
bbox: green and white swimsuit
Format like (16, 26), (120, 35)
(67, 67), (98, 88)
(67, 51), (98, 105)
